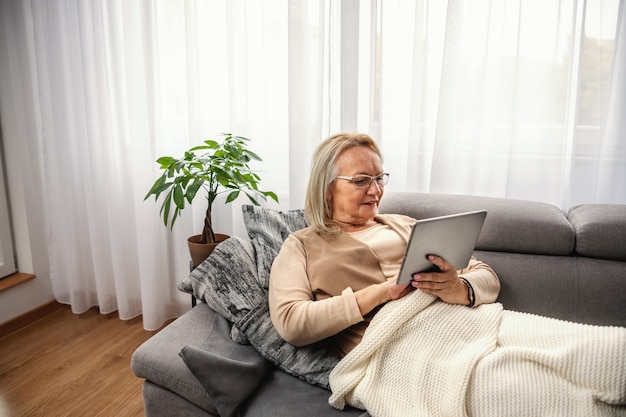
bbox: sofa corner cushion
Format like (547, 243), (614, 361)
(568, 204), (626, 261)
(179, 313), (273, 417)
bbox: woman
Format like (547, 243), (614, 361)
(269, 132), (500, 356)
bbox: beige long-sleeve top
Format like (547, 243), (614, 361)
(268, 214), (500, 356)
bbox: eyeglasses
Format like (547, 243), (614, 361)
(335, 173), (390, 188)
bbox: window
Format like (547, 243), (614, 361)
(0, 138), (16, 279)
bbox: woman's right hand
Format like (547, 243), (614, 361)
(385, 278), (413, 301)
(355, 279), (412, 317)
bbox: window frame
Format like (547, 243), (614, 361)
(0, 141), (17, 279)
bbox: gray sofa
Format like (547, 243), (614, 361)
(131, 192), (626, 417)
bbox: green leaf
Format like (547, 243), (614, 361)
(263, 191), (279, 203)
(175, 159), (190, 171)
(161, 189), (173, 226)
(178, 175), (192, 189)
(244, 149), (262, 161)
(231, 171), (246, 183)
(189, 161), (204, 172)
(224, 143), (242, 158)
(225, 190), (240, 203)
(170, 206), (181, 229)
(144, 174), (169, 200)
(156, 156), (175, 166)
(173, 184), (185, 209)
(149, 181), (174, 200)
(185, 178), (204, 203)
(244, 192), (261, 206)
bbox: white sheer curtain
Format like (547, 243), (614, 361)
(0, 0), (623, 329)
(354, 0), (626, 209)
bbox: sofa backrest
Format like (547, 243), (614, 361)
(379, 192), (626, 328)
(379, 192), (575, 256)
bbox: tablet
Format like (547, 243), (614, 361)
(396, 210), (487, 285)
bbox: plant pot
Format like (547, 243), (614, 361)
(187, 233), (230, 269)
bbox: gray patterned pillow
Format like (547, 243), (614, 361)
(241, 205), (308, 289)
(178, 236), (263, 343)
(178, 213), (340, 389)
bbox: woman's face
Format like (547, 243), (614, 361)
(327, 145), (385, 228)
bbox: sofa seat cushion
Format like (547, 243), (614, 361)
(241, 370), (368, 417)
(568, 204), (626, 261)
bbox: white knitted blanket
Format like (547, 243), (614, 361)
(328, 290), (626, 417)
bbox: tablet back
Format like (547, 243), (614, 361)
(396, 210), (487, 285)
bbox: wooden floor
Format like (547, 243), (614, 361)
(0, 305), (170, 417)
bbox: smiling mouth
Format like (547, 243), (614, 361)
(363, 200), (378, 206)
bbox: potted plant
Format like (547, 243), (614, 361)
(145, 133), (279, 266)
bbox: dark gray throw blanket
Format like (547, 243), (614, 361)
(178, 206), (341, 390)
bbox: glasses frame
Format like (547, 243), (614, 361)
(335, 173), (390, 188)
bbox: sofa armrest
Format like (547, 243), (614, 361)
(131, 303), (221, 415)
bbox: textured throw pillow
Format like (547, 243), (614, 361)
(241, 205), (307, 289)
(178, 236), (263, 344)
(178, 215), (340, 390)
(235, 299), (340, 389)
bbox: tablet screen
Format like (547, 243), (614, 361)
(396, 210), (487, 285)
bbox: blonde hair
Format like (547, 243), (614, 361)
(304, 133), (383, 234)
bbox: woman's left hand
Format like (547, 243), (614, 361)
(410, 255), (470, 305)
